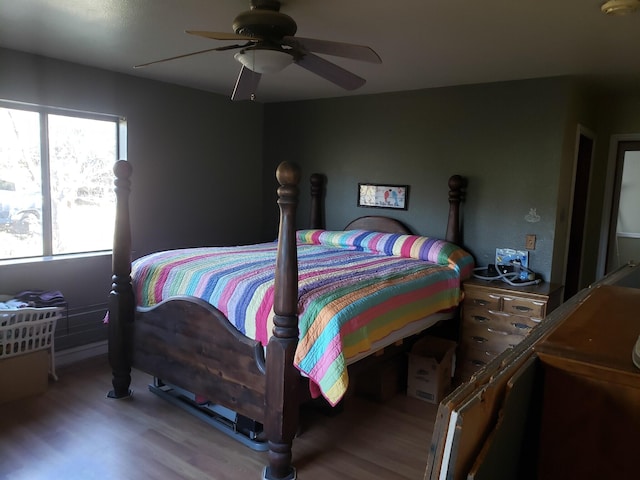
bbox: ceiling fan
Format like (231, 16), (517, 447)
(135, 0), (382, 101)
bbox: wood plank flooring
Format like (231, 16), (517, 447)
(0, 355), (438, 480)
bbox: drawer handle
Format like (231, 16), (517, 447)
(514, 305), (533, 312)
(512, 322), (531, 331)
(471, 335), (488, 343)
(471, 359), (486, 367)
(472, 315), (490, 323)
(504, 297), (544, 306)
(472, 299), (489, 306)
(487, 327), (509, 336)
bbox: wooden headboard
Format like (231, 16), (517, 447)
(344, 216), (412, 234)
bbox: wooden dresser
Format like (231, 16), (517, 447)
(535, 284), (640, 480)
(458, 278), (563, 381)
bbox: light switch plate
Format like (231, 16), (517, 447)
(526, 234), (536, 250)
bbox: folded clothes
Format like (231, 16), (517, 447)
(0, 299), (31, 310)
(14, 290), (67, 308)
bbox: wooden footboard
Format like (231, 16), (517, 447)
(133, 297), (267, 422)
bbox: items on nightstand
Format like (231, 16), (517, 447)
(473, 248), (542, 286)
(473, 264), (541, 287)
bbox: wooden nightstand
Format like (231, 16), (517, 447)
(457, 278), (563, 381)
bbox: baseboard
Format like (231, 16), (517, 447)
(55, 340), (107, 367)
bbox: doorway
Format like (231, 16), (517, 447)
(604, 140), (640, 274)
(563, 128), (594, 301)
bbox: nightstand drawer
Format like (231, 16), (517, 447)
(456, 347), (501, 379)
(463, 307), (540, 334)
(502, 295), (546, 318)
(458, 362), (486, 381)
(463, 290), (502, 310)
(461, 322), (527, 352)
(460, 335), (504, 355)
(460, 347), (497, 368)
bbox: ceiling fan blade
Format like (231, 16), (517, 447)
(134, 44), (248, 68)
(187, 30), (256, 42)
(231, 66), (262, 101)
(283, 36), (381, 63)
(295, 53), (366, 91)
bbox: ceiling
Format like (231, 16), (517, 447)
(1, 0), (640, 103)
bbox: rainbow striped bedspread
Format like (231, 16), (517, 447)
(131, 229), (474, 405)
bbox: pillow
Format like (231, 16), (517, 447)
(297, 229), (474, 278)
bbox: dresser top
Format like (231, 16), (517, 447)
(536, 284), (640, 385)
(463, 277), (563, 297)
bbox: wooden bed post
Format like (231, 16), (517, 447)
(263, 162), (301, 480)
(309, 173), (325, 230)
(446, 174), (467, 246)
(107, 160), (134, 399)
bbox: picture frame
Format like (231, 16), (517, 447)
(358, 183), (409, 210)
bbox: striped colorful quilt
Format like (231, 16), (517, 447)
(131, 229), (474, 405)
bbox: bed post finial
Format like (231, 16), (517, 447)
(264, 161), (301, 480)
(446, 174), (467, 246)
(309, 173), (325, 230)
(275, 161), (301, 187)
(108, 160), (134, 399)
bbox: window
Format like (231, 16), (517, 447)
(0, 101), (126, 261)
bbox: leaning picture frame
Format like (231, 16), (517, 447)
(358, 183), (409, 210)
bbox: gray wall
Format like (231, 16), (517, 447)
(263, 78), (575, 283)
(0, 48), (264, 349)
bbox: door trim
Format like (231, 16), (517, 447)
(597, 133), (640, 278)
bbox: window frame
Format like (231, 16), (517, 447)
(0, 99), (127, 261)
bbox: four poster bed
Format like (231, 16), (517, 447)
(107, 160), (472, 480)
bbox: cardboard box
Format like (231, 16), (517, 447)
(407, 336), (457, 404)
(356, 354), (408, 402)
(0, 349), (49, 404)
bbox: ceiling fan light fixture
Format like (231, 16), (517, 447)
(601, 0), (640, 15)
(234, 47), (293, 74)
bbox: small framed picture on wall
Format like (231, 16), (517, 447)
(358, 183), (409, 210)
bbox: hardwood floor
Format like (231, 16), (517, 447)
(0, 355), (438, 480)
